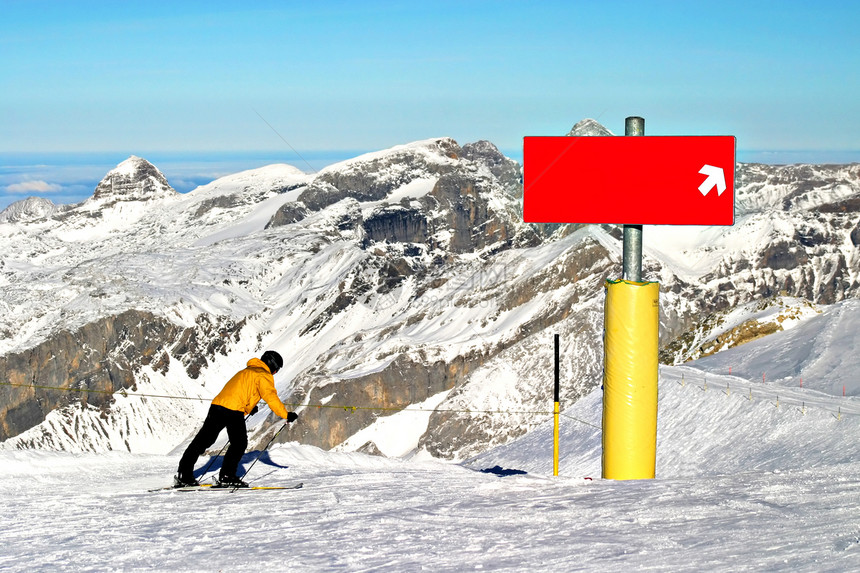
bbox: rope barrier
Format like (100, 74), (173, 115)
(0, 380), (602, 428)
(668, 375), (860, 420)
(303, 400), (572, 418)
(558, 412), (601, 430)
(8, 374), (851, 429)
(1, 381), (209, 401)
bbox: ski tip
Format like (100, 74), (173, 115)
(249, 482), (304, 490)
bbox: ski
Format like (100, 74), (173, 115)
(181, 482), (304, 492)
(149, 482), (303, 492)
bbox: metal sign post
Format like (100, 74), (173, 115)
(622, 116), (644, 282)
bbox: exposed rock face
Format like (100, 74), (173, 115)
(418, 237), (613, 459)
(195, 195), (247, 217)
(278, 354), (477, 450)
(735, 163), (860, 214)
(429, 172), (510, 253)
(461, 140), (522, 196)
(758, 241), (808, 270)
(0, 309), (248, 445)
(363, 207), (429, 244)
(266, 202), (309, 228)
(654, 160), (860, 350)
(0, 310), (176, 442)
(0, 139), (528, 452)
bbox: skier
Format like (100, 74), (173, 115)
(175, 350), (298, 488)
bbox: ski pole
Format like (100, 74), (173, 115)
(234, 420), (291, 491)
(198, 442), (229, 483)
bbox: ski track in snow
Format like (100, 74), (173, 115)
(4, 367), (860, 572)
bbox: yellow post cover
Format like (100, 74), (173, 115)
(602, 279), (659, 479)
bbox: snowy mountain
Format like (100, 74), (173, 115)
(1, 121), (858, 463)
(566, 117), (614, 136)
(88, 155), (177, 205)
(0, 196), (62, 223)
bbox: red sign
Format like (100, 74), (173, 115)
(523, 136), (736, 225)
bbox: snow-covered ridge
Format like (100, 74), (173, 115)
(0, 196), (61, 223)
(318, 137), (462, 174)
(736, 162), (860, 214)
(186, 162), (309, 201)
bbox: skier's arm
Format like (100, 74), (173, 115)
(258, 375), (292, 419)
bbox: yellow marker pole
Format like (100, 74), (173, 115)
(602, 279), (659, 480)
(553, 333), (560, 476)
(553, 402), (560, 476)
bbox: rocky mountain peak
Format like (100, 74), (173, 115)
(461, 140), (522, 194)
(567, 118), (614, 136)
(90, 155), (177, 204)
(297, 138), (464, 212)
(0, 196), (61, 223)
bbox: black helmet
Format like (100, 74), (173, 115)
(261, 350), (284, 374)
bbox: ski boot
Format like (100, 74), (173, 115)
(215, 475), (249, 488)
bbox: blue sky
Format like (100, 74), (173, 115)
(1, 0), (858, 208)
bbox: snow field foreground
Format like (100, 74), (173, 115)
(3, 364), (860, 571)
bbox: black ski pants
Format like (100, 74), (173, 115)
(178, 404), (247, 480)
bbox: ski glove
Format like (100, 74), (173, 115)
(287, 412), (298, 423)
(250, 405), (259, 415)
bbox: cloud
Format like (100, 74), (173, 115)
(5, 180), (63, 194)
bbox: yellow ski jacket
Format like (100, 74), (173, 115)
(212, 358), (291, 419)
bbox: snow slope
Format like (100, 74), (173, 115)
(3, 303), (860, 571)
(692, 299), (860, 396)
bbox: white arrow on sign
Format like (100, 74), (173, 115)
(698, 164), (726, 196)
